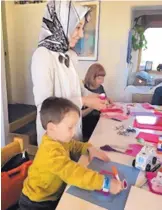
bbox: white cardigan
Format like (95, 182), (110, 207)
(31, 47), (86, 145)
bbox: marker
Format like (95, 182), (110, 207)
(139, 163), (161, 188)
(151, 163), (161, 172)
(112, 166), (128, 190)
(112, 166), (120, 181)
(111, 118), (122, 122)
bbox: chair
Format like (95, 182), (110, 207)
(1, 137), (36, 210)
(1, 137), (24, 166)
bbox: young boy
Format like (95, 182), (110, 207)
(19, 97), (122, 210)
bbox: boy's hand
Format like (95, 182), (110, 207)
(88, 147), (110, 162)
(110, 179), (123, 194)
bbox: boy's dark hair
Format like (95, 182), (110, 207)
(40, 97), (80, 130)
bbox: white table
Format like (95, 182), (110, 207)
(56, 104), (162, 210)
(124, 186), (162, 210)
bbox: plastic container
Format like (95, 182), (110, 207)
(1, 160), (32, 210)
(99, 93), (106, 100)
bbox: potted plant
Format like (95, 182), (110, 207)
(132, 24), (147, 71)
(132, 25), (147, 51)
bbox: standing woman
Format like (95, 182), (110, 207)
(31, 0), (106, 145)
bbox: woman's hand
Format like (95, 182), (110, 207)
(107, 97), (113, 105)
(82, 94), (107, 111)
(82, 108), (93, 117)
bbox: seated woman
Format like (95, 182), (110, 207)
(151, 86), (162, 105)
(82, 63), (112, 141)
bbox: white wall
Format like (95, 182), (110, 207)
(4, 2), (46, 105)
(3, 1), (162, 104)
(1, 29), (9, 147)
(77, 1), (162, 101)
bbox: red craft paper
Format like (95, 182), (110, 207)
(125, 144), (143, 157)
(101, 108), (123, 113)
(142, 103), (155, 110)
(133, 117), (162, 131)
(136, 132), (159, 144)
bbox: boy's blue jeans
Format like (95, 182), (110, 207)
(19, 193), (60, 210)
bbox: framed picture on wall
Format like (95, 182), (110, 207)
(73, 1), (100, 61)
(14, 0), (45, 4)
(145, 61), (153, 71)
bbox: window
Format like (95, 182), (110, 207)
(140, 28), (162, 70)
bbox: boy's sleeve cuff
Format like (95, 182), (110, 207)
(102, 176), (110, 192)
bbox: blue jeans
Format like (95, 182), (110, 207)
(19, 193), (60, 210)
(151, 86), (162, 105)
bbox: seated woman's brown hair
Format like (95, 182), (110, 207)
(84, 63), (106, 88)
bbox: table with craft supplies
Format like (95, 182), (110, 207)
(56, 103), (162, 210)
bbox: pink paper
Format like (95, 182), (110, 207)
(154, 111), (162, 116)
(101, 113), (128, 121)
(142, 103), (155, 110)
(101, 108), (123, 113)
(136, 132), (159, 144)
(125, 144), (143, 157)
(146, 172), (162, 195)
(133, 119), (162, 131)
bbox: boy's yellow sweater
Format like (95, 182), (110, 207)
(23, 135), (104, 202)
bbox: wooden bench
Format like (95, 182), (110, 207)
(132, 93), (153, 103)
